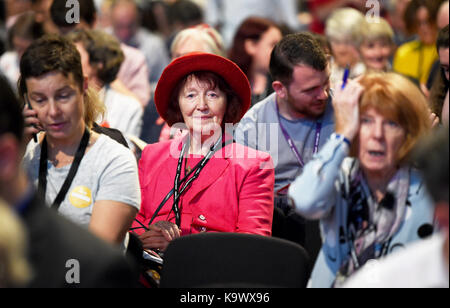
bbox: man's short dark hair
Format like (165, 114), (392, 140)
(437, 24), (449, 50)
(0, 75), (24, 141)
(50, 0), (96, 29)
(18, 34), (84, 98)
(169, 0), (204, 28)
(270, 32), (328, 86)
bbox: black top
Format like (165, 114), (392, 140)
(21, 194), (139, 288)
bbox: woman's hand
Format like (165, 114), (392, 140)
(23, 104), (43, 144)
(332, 78), (365, 141)
(139, 221), (181, 251)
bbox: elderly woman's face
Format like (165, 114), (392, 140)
(26, 71), (85, 142)
(360, 39), (394, 71)
(178, 75), (227, 136)
(330, 39), (360, 68)
(358, 107), (406, 176)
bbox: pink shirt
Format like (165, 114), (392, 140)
(118, 44), (152, 106)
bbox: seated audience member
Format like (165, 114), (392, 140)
(67, 29), (143, 140)
(20, 35), (140, 246)
(429, 25), (449, 123)
(110, 0), (170, 87)
(236, 32), (335, 195)
(393, 0), (443, 87)
(357, 17), (396, 73)
(131, 52), (275, 252)
(50, 0), (151, 107)
(0, 199), (31, 288)
(0, 74), (138, 287)
(344, 127), (449, 288)
(228, 17), (283, 106)
(0, 12), (44, 89)
(156, 24), (226, 142)
(288, 72), (435, 288)
(235, 32), (335, 263)
(325, 8), (366, 88)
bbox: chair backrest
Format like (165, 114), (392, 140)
(160, 233), (311, 288)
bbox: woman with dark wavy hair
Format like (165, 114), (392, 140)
(228, 17), (282, 106)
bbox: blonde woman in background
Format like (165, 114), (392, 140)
(357, 18), (396, 73)
(170, 23), (226, 59)
(0, 200), (31, 288)
(325, 8), (366, 89)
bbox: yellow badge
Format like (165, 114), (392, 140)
(69, 186), (92, 209)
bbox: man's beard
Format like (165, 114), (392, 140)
(286, 94), (328, 119)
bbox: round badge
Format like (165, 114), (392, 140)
(68, 186), (92, 209)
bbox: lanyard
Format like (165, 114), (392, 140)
(38, 128), (91, 210)
(146, 136), (233, 228)
(276, 102), (322, 168)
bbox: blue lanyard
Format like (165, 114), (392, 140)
(276, 102), (322, 168)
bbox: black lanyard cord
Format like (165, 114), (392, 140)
(145, 136), (233, 229)
(38, 128), (91, 210)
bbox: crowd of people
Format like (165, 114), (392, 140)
(0, 0), (448, 288)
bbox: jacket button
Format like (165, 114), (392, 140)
(200, 227), (207, 232)
(199, 215), (206, 221)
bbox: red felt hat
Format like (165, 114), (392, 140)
(154, 52), (251, 125)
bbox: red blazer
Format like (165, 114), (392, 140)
(132, 136), (275, 237)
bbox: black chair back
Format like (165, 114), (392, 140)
(160, 233), (311, 288)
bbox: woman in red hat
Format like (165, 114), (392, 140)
(131, 52), (275, 252)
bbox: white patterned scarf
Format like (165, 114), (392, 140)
(333, 160), (410, 287)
